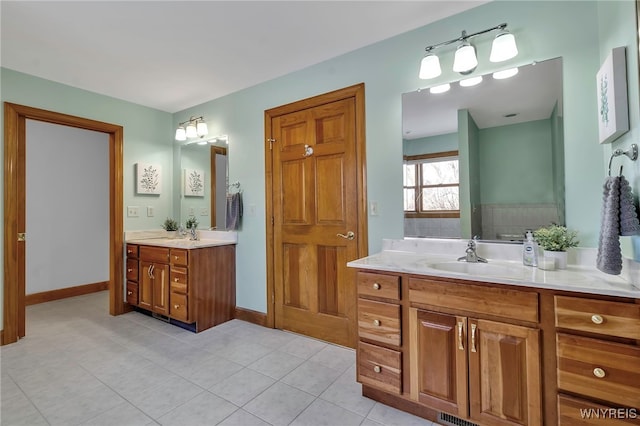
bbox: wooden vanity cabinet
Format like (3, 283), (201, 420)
(125, 244), (139, 306)
(126, 242), (236, 332)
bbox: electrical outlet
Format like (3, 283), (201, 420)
(147, 206), (154, 217)
(127, 206), (139, 217)
(188, 207), (195, 216)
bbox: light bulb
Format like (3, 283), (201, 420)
(197, 121), (208, 137)
(185, 123), (198, 138)
(459, 76), (483, 87)
(490, 31), (518, 62)
(429, 83), (451, 94)
(175, 127), (186, 141)
(419, 53), (442, 79)
(453, 42), (478, 74)
(493, 67), (519, 79)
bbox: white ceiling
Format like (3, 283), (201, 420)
(1, 1), (487, 113)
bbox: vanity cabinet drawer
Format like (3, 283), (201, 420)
(126, 244), (138, 259)
(409, 277), (539, 323)
(126, 259), (139, 282)
(170, 292), (189, 322)
(139, 246), (170, 263)
(558, 395), (640, 425)
(126, 281), (138, 305)
(358, 299), (401, 346)
(170, 249), (188, 266)
(358, 272), (400, 300)
(556, 333), (640, 409)
(170, 266), (188, 292)
(555, 295), (640, 340)
(358, 341), (402, 394)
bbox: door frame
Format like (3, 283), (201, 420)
(264, 83), (368, 329)
(3, 102), (124, 345)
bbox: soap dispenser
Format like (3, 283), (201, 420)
(523, 230), (538, 267)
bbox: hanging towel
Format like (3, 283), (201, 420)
(597, 176), (622, 274)
(226, 192), (243, 230)
(619, 175), (640, 235)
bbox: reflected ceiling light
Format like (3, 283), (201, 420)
(429, 83), (451, 94)
(459, 76), (483, 87)
(419, 53), (442, 79)
(493, 67), (519, 79)
(175, 116), (208, 141)
(418, 23), (518, 79)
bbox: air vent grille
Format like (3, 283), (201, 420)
(437, 412), (479, 426)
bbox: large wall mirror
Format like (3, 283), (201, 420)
(402, 57), (564, 242)
(178, 136), (228, 229)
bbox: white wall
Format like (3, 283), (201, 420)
(26, 120), (109, 294)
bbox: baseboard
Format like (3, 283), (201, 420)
(234, 306), (268, 327)
(26, 281), (109, 306)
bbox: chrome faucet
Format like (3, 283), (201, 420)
(457, 237), (487, 263)
(178, 225), (188, 239)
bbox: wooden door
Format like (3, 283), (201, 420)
(411, 309), (468, 417)
(468, 319), (542, 426)
(266, 85), (367, 348)
(139, 261), (154, 311)
(151, 263), (169, 316)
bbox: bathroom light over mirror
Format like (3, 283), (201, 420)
(175, 116), (208, 141)
(403, 57), (564, 242)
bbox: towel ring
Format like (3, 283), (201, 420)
(608, 144), (638, 176)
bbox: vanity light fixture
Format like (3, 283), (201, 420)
(459, 75), (483, 87)
(493, 67), (519, 80)
(419, 23), (518, 79)
(429, 83), (451, 94)
(175, 116), (208, 141)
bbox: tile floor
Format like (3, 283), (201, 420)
(1, 291), (437, 426)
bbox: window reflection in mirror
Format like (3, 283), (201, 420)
(402, 57), (564, 242)
(179, 137), (228, 230)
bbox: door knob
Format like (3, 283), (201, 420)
(337, 231), (355, 240)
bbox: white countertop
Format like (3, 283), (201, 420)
(347, 238), (640, 299)
(125, 229), (237, 249)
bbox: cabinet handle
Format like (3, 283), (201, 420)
(174, 277), (179, 282)
(174, 304), (180, 310)
(372, 283), (381, 290)
(593, 368), (606, 378)
(373, 365), (382, 373)
(127, 250), (132, 254)
(373, 319), (381, 326)
(471, 323), (477, 353)
(174, 256), (179, 260)
(457, 321), (464, 350)
(127, 291), (132, 296)
(591, 314), (604, 325)
(127, 268), (132, 273)
(148, 264), (155, 279)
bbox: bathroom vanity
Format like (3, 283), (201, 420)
(125, 231), (237, 332)
(348, 239), (640, 426)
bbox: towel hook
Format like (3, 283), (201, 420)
(608, 144), (638, 176)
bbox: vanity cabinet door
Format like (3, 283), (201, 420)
(468, 319), (542, 426)
(411, 309), (468, 418)
(151, 263), (170, 316)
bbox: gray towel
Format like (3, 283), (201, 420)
(597, 176), (622, 274)
(619, 175), (640, 235)
(226, 192), (243, 230)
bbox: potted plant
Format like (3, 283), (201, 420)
(162, 217), (179, 238)
(533, 224), (579, 269)
(185, 216), (199, 230)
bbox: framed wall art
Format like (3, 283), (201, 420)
(184, 168), (205, 197)
(136, 162), (161, 195)
(596, 46), (629, 144)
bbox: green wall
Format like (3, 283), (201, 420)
(2, 1), (638, 317)
(479, 119), (554, 204)
(403, 132), (458, 156)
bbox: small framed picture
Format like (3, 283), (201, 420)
(597, 46), (629, 144)
(136, 163), (161, 195)
(184, 168), (205, 197)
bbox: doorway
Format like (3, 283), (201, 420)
(3, 103), (124, 345)
(265, 84), (368, 348)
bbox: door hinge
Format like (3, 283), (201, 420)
(17, 233), (26, 242)
(267, 138), (276, 150)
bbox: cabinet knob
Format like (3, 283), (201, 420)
(174, 278), (179, 282)
(373, 319), (381, 326)
(373, 283), (381, 290)
(593, 367), (606, 378)
(174, 304), (180, 309)
(127, 250), (132, 254)
(127, 291), (132, 296)
(174, 256), (179, 260)
(591, 314), (604, 325)
(127, 268), (132, 273)
(373, 365), (382, 373)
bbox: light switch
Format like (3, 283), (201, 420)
(370, 201), (379, 216)
(200, 207), (208, 216)
(127, 206), (139, 217)
(147, 206), (154, 217)
(188, 207), (195, 216)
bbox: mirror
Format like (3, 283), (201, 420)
(402, 57), (564, 241)
(178, 136), (228, 230)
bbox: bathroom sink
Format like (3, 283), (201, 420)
(427, 261), (525, 279)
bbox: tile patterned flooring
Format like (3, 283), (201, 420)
(1, 292), (437, 426)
